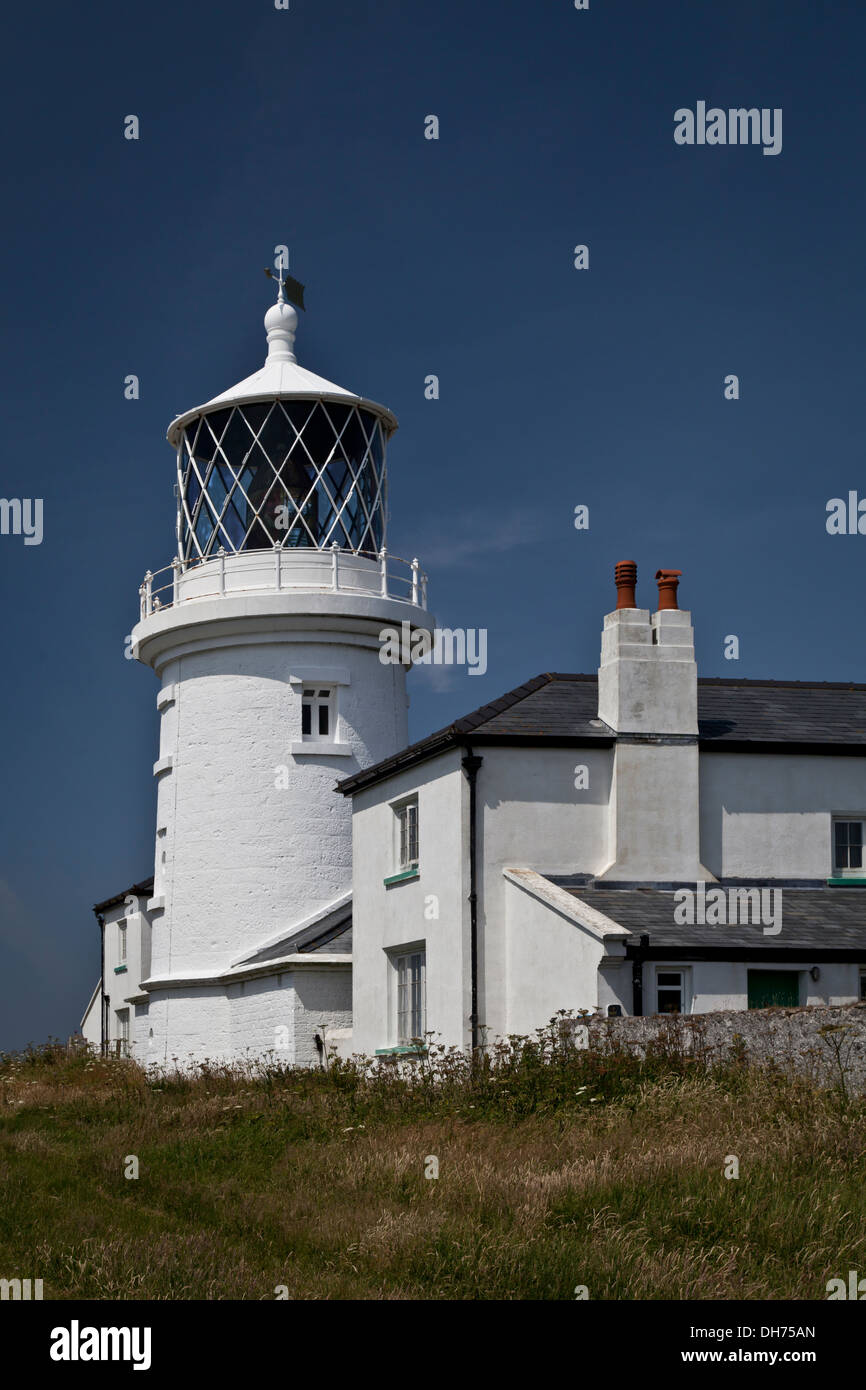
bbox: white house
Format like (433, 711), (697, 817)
(81, 880), (152, 1056)
(82, 274), (432, 1067)
(341, 562), (866, 1056)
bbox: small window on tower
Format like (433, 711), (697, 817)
(301, 687), (334, 742)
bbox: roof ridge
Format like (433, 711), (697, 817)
(490, 673), (866, 691)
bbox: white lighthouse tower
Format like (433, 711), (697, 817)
(130, 269), (433, 1068)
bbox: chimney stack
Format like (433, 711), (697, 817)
(597, 561), (697, 737)
(596, 561), (708, 883)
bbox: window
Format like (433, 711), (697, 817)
(396, 799), (419, 871)
(833, 819), (864, 874)
(656, 970), (685, 1014)
(395, 950), (426, 1044)
(860, 971), (866, 1002)
(301, 688), (334, 742)
(115, 1008), (130, 1059)
(118, 920), (127, 963)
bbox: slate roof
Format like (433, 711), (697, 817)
(560, 885), (866, 956)
(93, 878), (154, 915)
(698, 678), (866, 747)
(241, 901), (353, 963)
(339, 673), (866, 795)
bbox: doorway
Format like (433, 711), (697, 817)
(747, 970), (799, 1009)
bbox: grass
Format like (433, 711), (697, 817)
(1, 1021), (864, 1300)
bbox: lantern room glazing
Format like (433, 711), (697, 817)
(176, 396), (388, 562)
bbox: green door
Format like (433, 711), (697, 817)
(747, 970), (799, 1009)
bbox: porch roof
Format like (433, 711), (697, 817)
(556, 883), (866, 955)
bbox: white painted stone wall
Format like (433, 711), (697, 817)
(637, 959), (859, 1016)
(350, 738), (866, 1051)
(147, 627), (409, 978)
(528, 932), (863, 1025)
(700, 751), (866, 879)
(473, 745), (611, 1042)
(503, 874), (608, 1036)
(598, 960), (631, 1015)
(140, 986), (230, 1068)
(351, 744), (616, 1051)
(138, 967), (352, 1071)
(596, 604), (709, 881)
(291, 967), (353, 1068)
(598, 607), (698, 736)
(588, 1002), (866, 1094)
(599, 741), (709, 882)
(350, 750), (470, 1057)
(80, 985), (100, 1051)
(225, 966), (351, 1068)
(130, 572), (432, 1069)
(94, 896), (151, 1058)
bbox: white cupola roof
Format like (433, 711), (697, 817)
(167, 288), (397, 447)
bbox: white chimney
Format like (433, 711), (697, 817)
(596, 563), (712, 884)
(598, 565), (698, 737)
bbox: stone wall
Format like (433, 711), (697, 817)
(585, 1001), (866, 1093)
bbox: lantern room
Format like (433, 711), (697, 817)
(166, 291), (396, 564)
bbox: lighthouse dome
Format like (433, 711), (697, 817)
(167, 292), (396, 563)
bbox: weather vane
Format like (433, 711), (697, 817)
(265, 253), (306, 312)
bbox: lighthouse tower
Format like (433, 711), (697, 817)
(130, 273), (434, 1067)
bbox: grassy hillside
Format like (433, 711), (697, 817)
(1, 1026), (864, 1300)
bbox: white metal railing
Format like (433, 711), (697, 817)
(138, 543), (428, 620)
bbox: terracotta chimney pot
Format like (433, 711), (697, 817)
(655, 569), (682, 611)
(614, 560), (637, 610)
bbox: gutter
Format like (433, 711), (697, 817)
(632, 933), (649, 1017)
(461, 746), (483, 1054)
(625, 943), (866, 963)
(698, 739), (866, 757)
(97, 912), (106, 1055)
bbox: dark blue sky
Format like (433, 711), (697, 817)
(1, 0), (864, 1050)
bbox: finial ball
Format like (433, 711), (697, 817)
(264, 300), (298, 335)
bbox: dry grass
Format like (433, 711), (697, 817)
(1, 1032), (864, 1300)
